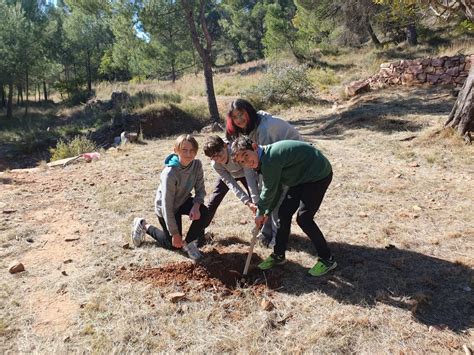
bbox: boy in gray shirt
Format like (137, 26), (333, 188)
(131, 134), (208, 260)
(203, 136), (259, 227)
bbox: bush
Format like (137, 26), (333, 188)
(53, 80), (93, 106)
(129, 90), (182, 110)
(130, 76), (146, 84)
(243, 63), (314, 107)
(307, 68), (341, 92)
(15, 130), (57, 155)
(50, 136), (98, 161)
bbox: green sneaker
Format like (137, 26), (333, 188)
(258, 253), (286, 270)
(308, 257), (337, 277)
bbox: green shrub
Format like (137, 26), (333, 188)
(50, 136), (98, 161)
(318, 42), (341, 56)
(15, 130), (57, 155)
(130, 75), (146, 84)
(53, 80), (92, 106)
(243, 64), (314, 108)
(308, 68), (341, 91)
(458, 20), (474, 33)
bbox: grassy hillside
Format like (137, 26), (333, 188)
(1, 39), (472, 171)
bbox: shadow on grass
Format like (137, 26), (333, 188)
(308, 58), (355, 71)
(212, 236), (248, 247)
(292, 87), (455, 138)
(134, 230), (472, 330)
(261, 236), (473, 331)
(0, 177), (13, 184)
(238, 63), (268, 76)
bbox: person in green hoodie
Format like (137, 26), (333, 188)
(231, 137), (336, 276)
(131, 134), (208, 260)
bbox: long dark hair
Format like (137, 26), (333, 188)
(225, 99), (259, 139)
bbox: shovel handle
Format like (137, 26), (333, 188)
(242, 226), (260, 277)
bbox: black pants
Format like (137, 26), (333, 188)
(274, 173), (333, 260)
(146, 197), (209, 249)
(204, 177), (250, 228)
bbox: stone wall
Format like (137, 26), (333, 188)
(345, 54), (473, 97)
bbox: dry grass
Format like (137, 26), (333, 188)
(1, 81), (473, 353)
(437, 39), (474, 57)
(94, 61), (266, 105)
(1, 47), (473, 352)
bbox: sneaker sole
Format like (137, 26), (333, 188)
(258, 259), (287, 271)
(131, 218), (145, 247)
(131, 231), (142, 247)
(307, 261), (337, 277)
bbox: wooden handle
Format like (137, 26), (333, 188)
(242, 227), (260, 276)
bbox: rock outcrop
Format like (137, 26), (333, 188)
(346, 54), (472, 97)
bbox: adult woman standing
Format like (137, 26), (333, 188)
(225, 98), (303, 245)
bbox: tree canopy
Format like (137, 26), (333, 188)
(0, 0), (472, 119)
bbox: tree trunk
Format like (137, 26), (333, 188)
(24, 70), (29, 117)
(171, 59), (177, 83)
(406, 23), (417, 46)
(86, 52), (92, 94)
(73, 63), (77, 81)
(202, 57), (220, 122)
(444, 66), (473, 142)
(233, 44), (245, 64)
(256, 18), (265, 59)
(181, 0), (220, 123)
(1, 84), (5, 108)
(192, 48), (199, 76)
(43, 80), (48, 101)
(17, 85), (22, 105)
(7, 81), (13, 119)
(366, 22), (381, 48)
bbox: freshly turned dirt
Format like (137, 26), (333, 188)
(126, 246), (283, 293)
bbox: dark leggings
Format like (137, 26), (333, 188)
(146, 197), (209, 249)
(204, 176), (250, 228)
(274, 173), (333, 260)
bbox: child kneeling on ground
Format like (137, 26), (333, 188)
(131, 134), (208, 260)
(231, 137), (336, 276)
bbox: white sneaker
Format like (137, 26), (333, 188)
(131, 217), (145, 247)
(183, 240), (202, 260)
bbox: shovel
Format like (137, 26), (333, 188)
(241, 225), (261, 283)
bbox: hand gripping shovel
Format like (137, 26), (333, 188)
(241, 225), (260, 283)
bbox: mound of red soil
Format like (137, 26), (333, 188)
(126, 246), (283, 293)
